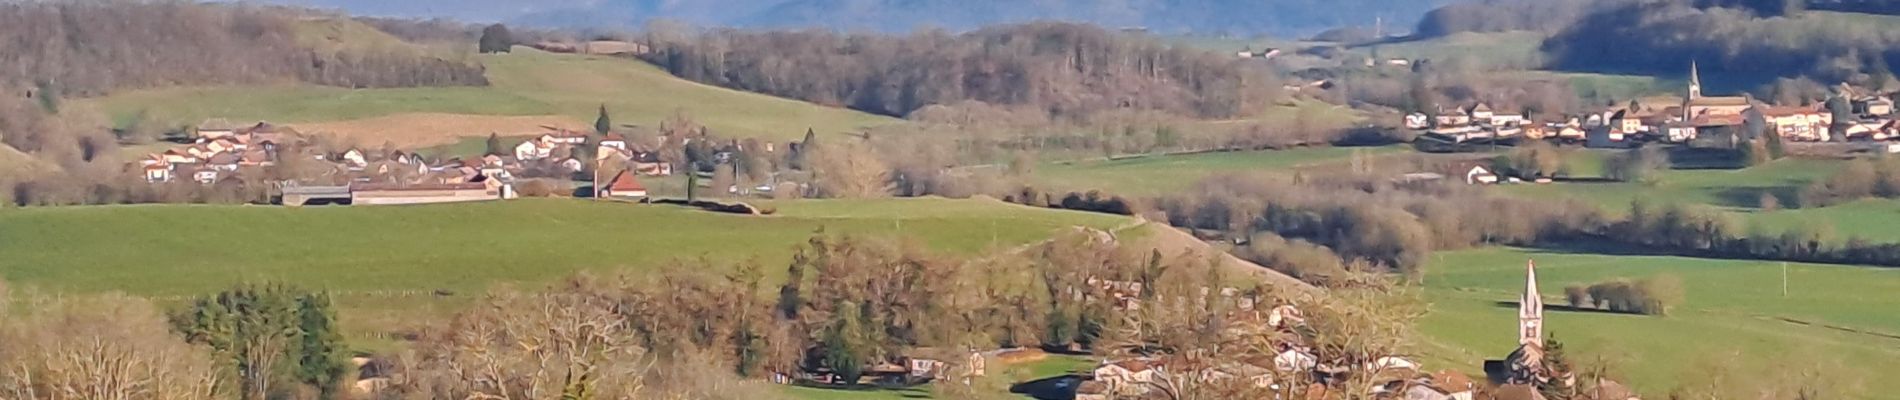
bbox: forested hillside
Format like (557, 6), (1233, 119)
(0, 2), (486, 97)
(643, 23), (1269, 120)
(1412, 0), (1625, 38)
(266, 0), (1456, 37)
(1542, 3), (1900, 86)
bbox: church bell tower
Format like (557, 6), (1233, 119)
(1688, 60), (1704, 100)
(1519, 259), (1544, 347)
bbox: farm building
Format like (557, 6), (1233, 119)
(350, 182), (503, 205)
(1452, 163), (1498, 185)
(601, 170), (648, 199)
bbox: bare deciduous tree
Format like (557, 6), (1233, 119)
(0, 290), (223, 400)
(806, 141), (893, 198)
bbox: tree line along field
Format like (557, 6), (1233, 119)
(85, 47), (898, 145)
(1499, 154), (1900, 242)
(1031, 145), (1405, 196)
(0, 198), (1126, 349)
(1418, 247), (1900, 395)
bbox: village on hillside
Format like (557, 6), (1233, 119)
(129, 116), (810, 206)
(1405, 63), (1898, 150)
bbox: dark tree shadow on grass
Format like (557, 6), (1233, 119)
(1010, 374), (1086, 400)
(1709, 185), (1804, 209)
(1493, 300), (1642, 316)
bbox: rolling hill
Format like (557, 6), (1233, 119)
(0, 198), (1126, 350)
(81, 16), (896, 148)
(87, 47), (897, 147)
(259, 0), (1456, 37)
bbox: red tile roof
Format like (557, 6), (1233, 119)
(1690, 113), (1746, 127)
(1755, 105), (1822, 117)
(606, 170), (647, 193)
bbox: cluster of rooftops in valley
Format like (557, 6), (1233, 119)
(136, 119), (672, 206)
(1405, 63), (1899, 147)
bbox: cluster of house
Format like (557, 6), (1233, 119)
(1237, 48), (1284, 59)
(508, 129), (672, 177)
(137, 120), (292, 184)
(136, 119), (678, 206)
(1062, 279), (1470, 400)
(790, 348), (993, 387)
(1408, 63), (1899, 147)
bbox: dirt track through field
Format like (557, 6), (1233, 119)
(291, 113), (588, 147)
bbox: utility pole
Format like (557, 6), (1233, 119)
(1782, 262), (1789, 298)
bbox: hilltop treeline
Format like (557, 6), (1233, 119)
(0, 2), (486, 97)
(1542, 1), (1900, 86)
(1156, 173), (1604, 281)
(643, 23), (1269, 119)
(1130, 163), (1900, 284)
(1413, 0), (1623, 38)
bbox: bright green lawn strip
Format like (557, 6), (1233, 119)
(1353, 31), (1546, 68)
(0, 198), (1123, 296)
(1491, 157), (1900, 240)
(0, 198), (1127, 354)
(1033, 146), (1401, 196)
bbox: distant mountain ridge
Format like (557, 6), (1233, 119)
(252, 0), (1456, 37)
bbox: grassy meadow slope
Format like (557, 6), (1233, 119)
(1499, 155), (1900, 241)
(0, 198), (1121, 296)
(1354, 31), (1547, 68)
(86, 48), (897, 146)
(1033, 145), (1403, 196)
(0, 198), (1125, 354)
(1419, 247), (1900, 394)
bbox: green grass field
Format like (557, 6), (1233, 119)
(1503, 156), (1841, 211)
(1354, 31), (1547, 69)
(85, 49), (897, 142)
(0, 198), (1121, 295)
(1504, 71), (1669, 105)
(1496, 156), (1900, 241)
(1033, 146), (1403, 196)
(1419, 247), (1900, 395)
(0, 198), (1125, 354)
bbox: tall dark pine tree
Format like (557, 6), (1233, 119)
(479, 24), (514, 54)
(1407, 74), (1435, 114)
(1827, 94), (1854, 142)
(595, 104), (613, 136)
(485, 133), (504, 156)
(823, 300), (868, 385)
(1538, 336), (1578, 400)
(294, 293), (348, 400)
(34, 80), (59, 114)
(172, 284), (347, 400)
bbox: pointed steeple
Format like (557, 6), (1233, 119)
(1688, 60), (1703, 100)
(1519, 259), (1544, 347)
